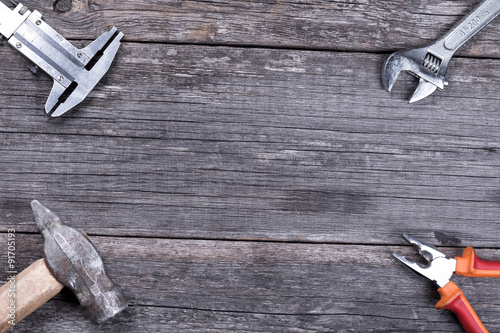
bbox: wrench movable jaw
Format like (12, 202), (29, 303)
(409, 79), (438, 104)
(382, 47), (449, 103)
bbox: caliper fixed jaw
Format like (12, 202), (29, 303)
(0, 2), (123, 117)
(41, 26), (124, 117)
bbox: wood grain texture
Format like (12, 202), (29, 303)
(2, 42), (500, 246)
(12, 0), (500, 56)
(0, 0), (500, 332)
(2, 234), (500, 332)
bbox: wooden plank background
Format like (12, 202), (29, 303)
(0, 0), (500, 331)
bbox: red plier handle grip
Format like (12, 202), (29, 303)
(435, 247), (500, 333)
(436, 281), (488, 333)
(455, 247), (500, 278)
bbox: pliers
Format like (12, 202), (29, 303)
(393, 234), (500, 333)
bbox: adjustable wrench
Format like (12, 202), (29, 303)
(382, 0), (500, 103)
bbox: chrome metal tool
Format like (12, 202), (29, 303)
(0, 1), (123, 116)
(382, 0), (500, 103)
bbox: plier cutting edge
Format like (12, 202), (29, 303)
(393, 234), (500, 333)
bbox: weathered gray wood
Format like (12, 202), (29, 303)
(1, 1), (500, 331)
(2, 234), (500, 332)
(1, 43), (500, 246)
(14, 0), (500, 56)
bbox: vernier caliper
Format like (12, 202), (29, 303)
(0, 1), (123, 117)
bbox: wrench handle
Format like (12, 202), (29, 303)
(436, 281), (489, 333)
(455, 247), (500, 278)
(442, 0), (500, 53)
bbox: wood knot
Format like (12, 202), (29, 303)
(53, 0), (72, 13)
(434, 231), (462, 245)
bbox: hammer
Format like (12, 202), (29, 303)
(0, 200), (127, 332)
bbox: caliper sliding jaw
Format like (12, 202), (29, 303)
(0, 2), (123, 117)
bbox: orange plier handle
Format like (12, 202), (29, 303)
(395, 236), (500, 333)
(436, 281), (488, 333)
(455, 247), (500, 278)
(434, 247), (500, 333)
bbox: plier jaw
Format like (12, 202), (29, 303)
(393, 234), (457, 287)
(393, 234), (500, 333)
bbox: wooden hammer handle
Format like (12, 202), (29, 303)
(0, 258), (63, 332)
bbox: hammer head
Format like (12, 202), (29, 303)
(31, 200), (127, 323)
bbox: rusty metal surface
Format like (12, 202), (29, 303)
(31, 200), (127, 323)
